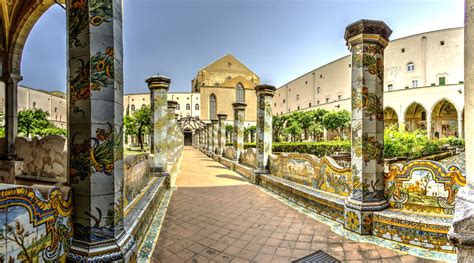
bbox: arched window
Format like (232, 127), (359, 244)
(195, 104), (199, 110)
(407, 62), (415, 72)
(186, 103), (190, 110)
(176, 104), (180, 110)
(209, 94), (217, 119)
(131, 104), (135, 111)
(236, 83), (245, 103)
(296, 95), (300, 101)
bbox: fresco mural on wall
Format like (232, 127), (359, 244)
(269, 153), (352, 197)
(384, 160), (466, 215)
(0, 186), (73, 262)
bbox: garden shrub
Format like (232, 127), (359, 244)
(383, 126), (443, 158)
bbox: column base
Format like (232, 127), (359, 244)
(68, 231), (136, 262)
(344, 197), (388, 235)
(251, 169), (269, 185)
(448, 185), (474, 263)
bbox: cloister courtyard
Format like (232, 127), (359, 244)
(0, 0), (473, 263)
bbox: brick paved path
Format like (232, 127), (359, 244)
(151, 147), (436, 262)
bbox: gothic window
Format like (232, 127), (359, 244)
(236, 83), (245, 103)
(210, 94), (217, 119)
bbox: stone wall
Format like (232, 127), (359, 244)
(124, 154), (151, 209)
(224, 146), (235, 160)
(241, 148), (257, 168)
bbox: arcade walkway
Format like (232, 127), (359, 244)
(151, 147), (434, 262)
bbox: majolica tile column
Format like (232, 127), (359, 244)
(233, 102), (246, 162)
(217, 114), (227, 155)
(211, 119), (218, 155)
(146, 75), (170, 174)
(167, 101), (178, 163)
(67, 0), (135, 260)
(206, 123), (212, 155)
(255, 85), (275, 174)
(344, 19), (392, 235)
(449, 1), (474, 261)
(457, 112), (464, 139)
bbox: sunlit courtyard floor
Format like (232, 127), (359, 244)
(149, 147), (439, 262)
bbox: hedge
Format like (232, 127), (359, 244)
(225, 141), (350, 157)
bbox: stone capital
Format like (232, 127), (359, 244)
(232, 102), (247, 111)
(146, 75), (171, 91)
(217, 113), (227, 120)
(211, 119), (218, 124)
(167, 100), (178, 110)
(2, 73), (23, 83)
(344, 19), (392, 49)
(255, 84), (276, 97)
(206, 123), (212, 128)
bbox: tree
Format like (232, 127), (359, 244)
(272, 115), (287, 142)
(18, 109), (66, 137)
(124, 105), (151, 151)
(322, 110), (351, 139)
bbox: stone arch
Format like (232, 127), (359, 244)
(404, 102), (427, 132)
(431, 99), (458, 138)
(5, 0), (62, 75)
(384, 107), (398, 127)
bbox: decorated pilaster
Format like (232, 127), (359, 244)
(2, 73), (22, 158)
(217, 114), (227, 155)
(206, 123), (213, 155)
(344, 19), (392, 235)
(146, 75), (170, 174)
(67, 0), (135, 260)
(448, 1), (474, 261)
(232, 103), (246, 162)
(255, 85), (275, 174)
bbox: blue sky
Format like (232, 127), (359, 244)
(21, 0), (463, 94)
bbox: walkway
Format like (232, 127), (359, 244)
(151, 147), (435, 262)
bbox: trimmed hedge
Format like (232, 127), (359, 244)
(225, 141), (351, 157)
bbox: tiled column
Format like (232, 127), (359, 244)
(344, 19), (392, 235)
(206, 123), (212, 155)
(211, 119), (219, 155)
(2, 73), (21, 158)
(146, 75), (170, 174)
(449, 1), (474, 261)
(255, 85), (275, 174)
(217, 114), (227, 156)
(233, 103), (246, 162)
(67, 0), (135, 260)
(167, 101), (178, 163)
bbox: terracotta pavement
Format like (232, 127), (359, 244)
(151, 147), (437, 263)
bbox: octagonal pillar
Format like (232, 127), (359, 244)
(217, 114), (227, 156)
(147, 75), (170, 174)
(232, 103), (246, 162)
(344, 19), (392, 235)
(67, 0), (135, 260)
(255, 85), (275, 174)
(449, 2), (474, 261)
